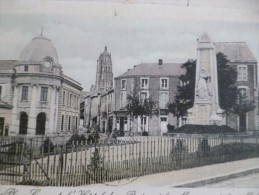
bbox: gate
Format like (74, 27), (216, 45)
(0, 137), (30, 184)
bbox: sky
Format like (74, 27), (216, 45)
(0, 0), (259, 90)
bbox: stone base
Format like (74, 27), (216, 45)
(187, 104), (224, 126)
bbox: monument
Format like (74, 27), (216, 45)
(187, 32), (224, 125)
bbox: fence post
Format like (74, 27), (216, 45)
(29, 138), (32, 181)
(59, 145), (64, 186)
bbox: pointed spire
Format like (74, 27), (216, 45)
(41, 25), (44, 37)
(104, 45), (107, 51)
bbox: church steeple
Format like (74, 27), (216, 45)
(95, 46), (113, 92)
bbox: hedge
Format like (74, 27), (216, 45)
(171, 124), (237, 134)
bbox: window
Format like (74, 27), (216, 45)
(68, 116), (71, 131)
(121, 79), (126, 90)
(74, 95), (77, 108)
(160, 78), (169, 89)
(63, 91), (66, 105)
(140, 91), (149, 102)
(40, 87), (48, 101)
(160, 117), (167, 122)
(24, 65), (28, 72)
(70, 94), (72, 107)
(61, 115), (64, 132)
(0, 117), (4, 136)
(19, 112), (28, 135)
(238, 87), (249, 101)
(21, 86), (29, 101)
(36, 112), (46, 135)
(159, 91), (169, 109)
(141, 78), (149, 89)
(120, 91), (126, 107)
(237, 65), (247, 81)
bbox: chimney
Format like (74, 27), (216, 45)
(158, 59), (163, 65)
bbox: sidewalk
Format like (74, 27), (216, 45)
(90, 157), (259, 188)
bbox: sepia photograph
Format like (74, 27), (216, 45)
(0, 0), (259, 194)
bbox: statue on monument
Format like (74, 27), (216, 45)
(196, 68), (211, 100)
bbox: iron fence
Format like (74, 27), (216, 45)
(0, 133), (258, 186)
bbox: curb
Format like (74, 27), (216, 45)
(173, 168), (259, 188)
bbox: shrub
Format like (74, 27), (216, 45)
(87, 131), (100, 145)
(142, 131), (149, 136)
(167, 124), (175, 133)
(41, 138), (54, 154)
(67, 134), (87, 146)
(210, 143), (259, 158)
(197, 138), (210, 158)
(171, 124), (237, 134)
(173, 139), (188, 153)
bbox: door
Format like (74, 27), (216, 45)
(160, 117), (168, 135)
(239, 113), (247, 132)
(140, 116), (148, 132)
(108, 117), (113, 133)
(0, 118), (4, 136)
(119, 117), (124, 132)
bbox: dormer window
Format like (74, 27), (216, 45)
(24, 65), (28, 72)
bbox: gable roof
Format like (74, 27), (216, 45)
(215, 42), (257, 63)
(0, 60), (17, 70)
(116, 62), (184, 78)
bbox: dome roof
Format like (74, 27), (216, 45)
(20, 36), (58, 63)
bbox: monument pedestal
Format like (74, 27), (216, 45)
(187, 103), (224, 125)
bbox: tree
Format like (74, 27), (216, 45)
(230, 93), (255, 132)
(167, 59), (196, 127)
(168, 52), (255, 129)
(125, 89), (158, 134)
(217, 52), (238, 112)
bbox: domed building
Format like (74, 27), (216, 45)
(0, 35), (82, 136)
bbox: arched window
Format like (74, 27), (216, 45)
(36, 112), (46, 135)
(19, 112), (28, 135)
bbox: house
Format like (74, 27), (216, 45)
(215, 42), (258, 131)
(100, 89), (114, 134)
(114, 60), (184, 136)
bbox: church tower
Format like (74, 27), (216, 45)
(95, 46), (113, 92)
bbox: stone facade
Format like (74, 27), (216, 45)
(0, 35), (82, 136)
(58, 75), (82, 134)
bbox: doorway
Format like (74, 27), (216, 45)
(160, 116), (168, 135)
(36, 112), (46, 135)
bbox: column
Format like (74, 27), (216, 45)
(54, 86), (60, 133)
(28, 84), (37, 136)
(48, 85), (56, 135)
(10, 85), (18, 135)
